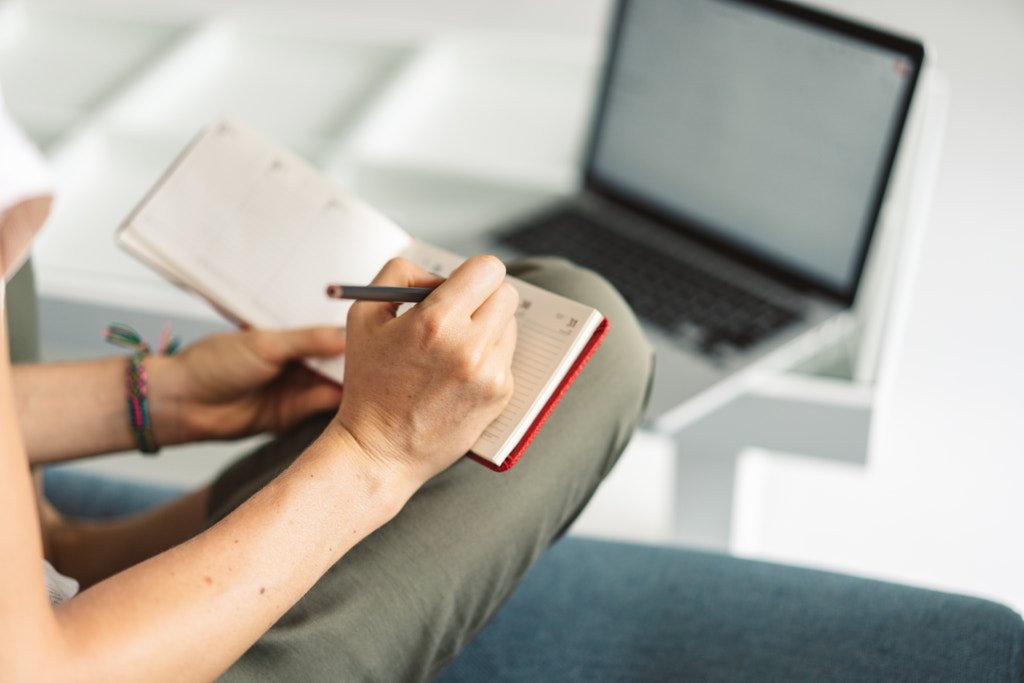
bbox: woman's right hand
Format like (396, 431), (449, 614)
(332, 255), (519, 486)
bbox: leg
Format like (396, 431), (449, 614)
(39, 468), (205, 587)
(212, 257), (654, 682)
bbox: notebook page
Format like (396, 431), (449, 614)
(475, 284), (602, 464)
(119, 117), (413, 382)
(401, 242), (603, 465)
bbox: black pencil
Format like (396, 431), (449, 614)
(325, 285), (435, 303)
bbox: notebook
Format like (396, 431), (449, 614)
(451, 0), (926, 425)
(117, 117), (608, 471)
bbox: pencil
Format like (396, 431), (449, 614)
(325, 285), (435, 303)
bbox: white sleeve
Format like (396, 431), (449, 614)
(0, 85), (55, 214)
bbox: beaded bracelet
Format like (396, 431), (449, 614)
(104, 323), (180, 456)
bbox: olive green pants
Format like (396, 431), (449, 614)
(208, 257), (655, 682)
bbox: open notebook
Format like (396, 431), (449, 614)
(117, 116), (608, 471)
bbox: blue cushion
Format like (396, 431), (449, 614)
(437, 536), (1024, 682)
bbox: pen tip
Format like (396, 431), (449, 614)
(326, 284), (341, 297)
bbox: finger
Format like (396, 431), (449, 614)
(493, 313), (518, 364)
(423, 255), (507, 318)
(485, 315), (518, 406)
(350, 258), (444, 325)
(249, 326), (347, 366)
(283, 381), (345, 422)
(271, 362), (344, 410)
(470, 281), (519, 343)
(367, 257), (445, 289)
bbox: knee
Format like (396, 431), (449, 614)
(506, 256), (655, 414)
(506, 257), (629, 327)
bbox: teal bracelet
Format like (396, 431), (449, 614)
(104, 323), (179, 456)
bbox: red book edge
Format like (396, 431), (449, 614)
(468, 316), (610, 472)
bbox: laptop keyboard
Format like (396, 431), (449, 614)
(500, 212), (803, 358)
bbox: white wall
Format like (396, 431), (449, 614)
(732, 0), (1024, 612)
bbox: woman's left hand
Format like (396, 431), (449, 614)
(146, 326), (346, 445)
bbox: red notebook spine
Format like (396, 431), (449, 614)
(469, 316), (610, 472)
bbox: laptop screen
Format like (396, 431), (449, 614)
(585, 0), (924, 302)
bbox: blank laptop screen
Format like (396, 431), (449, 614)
(586, 0), (923, 301)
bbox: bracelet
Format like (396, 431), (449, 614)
(126, 351), (158, 454)
(104, 323), (179, 456)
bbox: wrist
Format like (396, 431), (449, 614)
(316, 419), (423, 514)
(140, 353), (185, 448)
(102, 324), (186, 452)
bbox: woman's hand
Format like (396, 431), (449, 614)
(147, 326), (347, 446)
(333, 255), (519, 486)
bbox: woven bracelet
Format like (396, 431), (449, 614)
(104, 323), (179, 456)
(126, 351), (158, 454)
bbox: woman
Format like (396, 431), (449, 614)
(0, 87), (653, 681)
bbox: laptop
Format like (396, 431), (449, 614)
(449, 0), (925, 426)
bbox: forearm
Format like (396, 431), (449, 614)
(45, 486), (212, 589)
(12, 354), (201, 463)
(12, 358), (136, 463)
(42, 423), (417, 683)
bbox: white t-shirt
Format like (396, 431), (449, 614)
(0, 84), (78, 605)
(0, 85), (54, 280)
